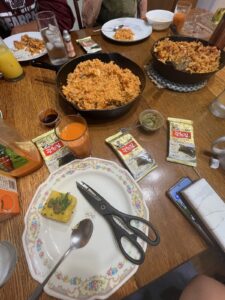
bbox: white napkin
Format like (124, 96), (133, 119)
(181, 178), (225, 252)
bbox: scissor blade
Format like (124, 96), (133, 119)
(76, 182), (105, 215)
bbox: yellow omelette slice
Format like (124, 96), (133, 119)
(41, 190), (77, 223)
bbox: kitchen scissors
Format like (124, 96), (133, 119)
(76, 181), (160, 265)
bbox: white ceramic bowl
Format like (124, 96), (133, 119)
(146, 10), (174, 31)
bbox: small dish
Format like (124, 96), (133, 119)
(139, 109), (164, 131)
(0, 241), (17, 287)
(146, 10), (174, 31)
(38, 108), (59, 127)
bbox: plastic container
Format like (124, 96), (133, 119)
(63, 30), (76, 58)
(139, 109), (164, 131)
(0, 37), (24, 81)
(0, 119), (43, 177)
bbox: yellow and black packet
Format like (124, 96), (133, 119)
(167, 117), (197, 167)
(106, 131), (157, 181)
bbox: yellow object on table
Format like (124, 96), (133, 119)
(0, 38), (23, 81)
(41, 190), (77, 223)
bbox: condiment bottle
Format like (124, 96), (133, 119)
(209, 14), (225, 50)
(0, 119), (43, 177)
(63, 30), (76, 58)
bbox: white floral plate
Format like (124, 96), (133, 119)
(22, 157), (149, 300)
(101, 18), (152, 43)
(4, 32), (47, 62)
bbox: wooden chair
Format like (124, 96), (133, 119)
(72, 0), (83, 29)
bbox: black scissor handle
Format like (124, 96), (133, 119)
(121, 213), (160, 246)
(106, 215), (145, 265)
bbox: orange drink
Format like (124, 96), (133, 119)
(173, 12), (186, 31)
(173, 0), (192, 32)
(0, 42), (23, 81)
(55, 115), (92, 158)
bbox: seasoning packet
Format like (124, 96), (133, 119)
(105, 131), (157, 181)
(167, 117), (197, 167)
(32, 130), (76, 173)
(76, 36), (102, 53)
(0, 174), (20, 222)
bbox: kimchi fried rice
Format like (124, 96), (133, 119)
(62, 59), (141, 110)
(113, 28), (134, 41)
(153, 38), (221, 73)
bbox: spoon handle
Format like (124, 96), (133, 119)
(28, 247), (72, 300)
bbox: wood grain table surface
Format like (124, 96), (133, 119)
(0, 27), (225, 300)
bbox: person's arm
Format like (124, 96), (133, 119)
(180, 275), (225, 300)
(82, 0), (103, 27)
(138, 0), (147, 19)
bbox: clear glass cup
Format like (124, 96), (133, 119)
(0, 37), (24, 81)
(173, 0), (192, 32)
(209, 89), (225, 119)
(55, 114), (92, 158)
(36, 11), (68, 65)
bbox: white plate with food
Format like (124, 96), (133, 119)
(4, 32), (47, 62)
(101, 17), (152, 42)
(22, 157), (149, 300)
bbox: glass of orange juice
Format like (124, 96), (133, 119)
(55, 115), (92, 158)
(173, 0), (192, 32)
(0, 37), (24, 81)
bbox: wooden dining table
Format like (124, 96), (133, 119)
(1, 27), (225, 300)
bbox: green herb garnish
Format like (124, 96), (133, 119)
(47, 193), (71, 214)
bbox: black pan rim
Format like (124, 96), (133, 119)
(57, 52), (146, 115)
(151, 35), (225, 76)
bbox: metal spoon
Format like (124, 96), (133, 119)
(93, 24), (124, 32)
(28, 218), (93, 300)
(0, 241), (17, 287)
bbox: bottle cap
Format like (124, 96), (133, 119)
(63, 30), (71, 42)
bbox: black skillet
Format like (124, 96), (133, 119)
(32, 52), (146, 119)
(151, 35), (225, 84)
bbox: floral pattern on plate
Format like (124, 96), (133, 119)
(23, 158), (149, 300)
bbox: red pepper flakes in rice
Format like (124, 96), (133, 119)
(62, 59), (141, 110)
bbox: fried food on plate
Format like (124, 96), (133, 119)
(13, 34), (45, 55)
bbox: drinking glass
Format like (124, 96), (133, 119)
(173, 0), (192, 32)
(0, 37), (24, 81)
(36, 11), (68, 65)
(55, 115), (92, 158)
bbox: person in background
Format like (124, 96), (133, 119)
(0, 0), (75, 38)
(179, 275), (225, 300)
(82, 0), (147, 28)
